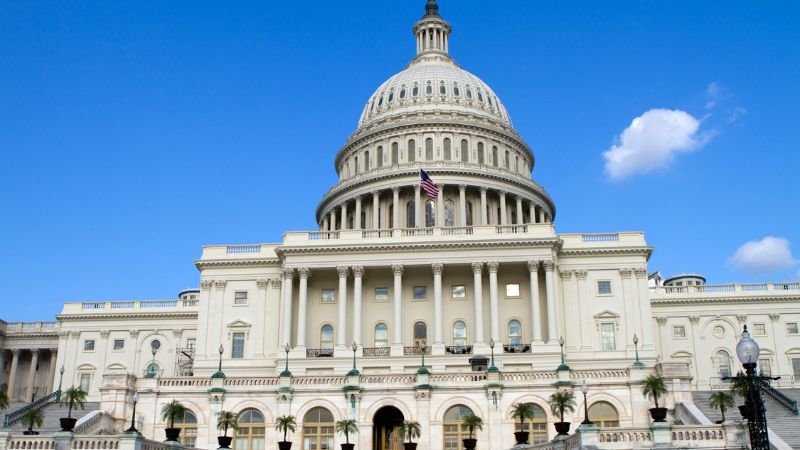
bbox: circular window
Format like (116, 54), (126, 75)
(151, 339), (162, 351)
(712, 326), (725, 338)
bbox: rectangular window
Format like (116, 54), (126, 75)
(374, 287), (388, 302)
(413, 286), (427, 300)
(758, 358), (772, 376)
(84, 340), (95, 351)
(505, 283), (520, 297)
(232, 333), (245, 358)
(597, 280), (612, 295)
(787, 322), (799, 335)
(600, 323), (615, 351)
(234, 291), (248, 305)
(186, 338), (196, 349)
(752, 323), (766, 336)
(113, 339), (125, 350)
(321, 289), (336, 303)
(451, 285), (466, 299)
(79, 373), (91, 392)
(672, 326), (686, 338)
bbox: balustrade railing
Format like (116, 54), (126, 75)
(441, 226), (473, 236)
(503, 344), (531, 353)
(670, 425), (726, 444)
(598, 428), (652, 444)
(402, 228), (433, 237)
(496, 225), (527, 234)
(225, 244), (261, 254)
(429, 373), (487, 383)
(308, 232), (340, 240)
(445, 345), (473, 355)
(3, 390), (59, 426)
(581, 233), (619, 242)
(361, 230), (393, 238)
(362, 347), (390, 357)
(306, 348), (334, 358)
(403, 346), (431, 356)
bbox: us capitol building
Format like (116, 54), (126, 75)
(2, 2), (799, 450)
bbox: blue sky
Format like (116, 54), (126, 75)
(1, 1), (798, 321)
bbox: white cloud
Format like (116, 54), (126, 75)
(603, 109), (706, 180)
(728, 236), (798, 274)
(705, 82), (720, 109)
(727, 106), (748, 124)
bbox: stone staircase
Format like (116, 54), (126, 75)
(1, 402), (100, 434)
(693, 389), (800, 449)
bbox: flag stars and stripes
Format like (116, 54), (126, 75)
(420, 169), (439, 197)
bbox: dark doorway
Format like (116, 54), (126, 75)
(373, 405), (404, 450)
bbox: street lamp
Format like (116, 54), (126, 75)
(556, 336), (569, 371)
(280, 343), (292, 377)
(56, 366), (65, 402)
(211, 344), (225, 379)
(632, 334), (644, 368)
(580, 380), (594, 425)
(347, 342), (360, 376)
(487, 339), (499, 373)
(416, 342), (429, 375)
(125, 391), (139, 433)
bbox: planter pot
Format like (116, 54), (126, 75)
(164, 427), (182, 442)
(59, 418), (78, 432)
(403, 444), (418, 450)
(513, 431), (530, 444)
(217, 436), (233, 448)
(278, 442), (293, 450)
(23, 431), (40, 435)
(738, 405), (751, 420)
(554, 422), (571, 435)
(462, 438), (477, 449)
(340, 444), (355, 450)
(649, 407), (668, 422)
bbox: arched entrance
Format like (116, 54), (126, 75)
(373, 405), (404, 450)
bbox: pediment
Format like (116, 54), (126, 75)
(593, 310), (620, 320)
(226, 319), (252, 329)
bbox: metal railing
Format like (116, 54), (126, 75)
(759, 380), (799, 415)
(3, 390), (59, 427)
(445, 345), (473, 355)
(362, 347), (390, 357)
(503, 344), (531, 353)
(306, 348), (334, 358)
(403, 346), (431, 356)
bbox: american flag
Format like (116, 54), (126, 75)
(420, 169), (439, 197)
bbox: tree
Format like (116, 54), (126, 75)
(217, 411), (239, 437)
(709, 391), (735, 422)
(548, 390), (576, 423)
(275, 415), (297, 442)
(0, 390), (8, 411)
(60, 387), (87, 419)
(729, 371), (749, 399)
(461, 414), (483, 440)
(335, 419), (358, 445)
(398, 421), (421, 444)
(160, 399), (187, 429)
(641, 375), (668, 409)
(21, 407), (44, 434)
(510, 402), (536, 432)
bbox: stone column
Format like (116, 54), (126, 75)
(432, 263), (444, 347)
(337, 266), (349, 349)
(47, 351), (58, 392)
(392, 188), (400, 229)
(329, 209), (336, 231)
(436, 184), (444, 226)
(372, 191), (380, 229)
(544, 261), (558, 343)
(528, 260), (542, 344)
(296, 267), (310, 349)
(634, 268), (654, 350)
(322, 217), (328, 232)
(499, 192), (507, 225)
(458, 185), (467, 226)
(414, 185), (421, 228)
(281, 269), (294, 348)
(538, 208), (546, 224)
(472, 262), (485, 345)
(341, 202), (348, 230)
(619, 269), (635, 350)
(561, 271), (579, 352)
(354, 196), (362, 229)
(391, 265), (405, 355)
(480, 188), (488, 225)
(528, 203), (535, 225)
(655, 317), (668, 361)
(515, 197), (523, 225)
(7, 349), (19, 401)
(576, 270), (591, 350)
(487, 262), (500, 343)
(25, 349), (39, 401)
(352, 266), (364, 346)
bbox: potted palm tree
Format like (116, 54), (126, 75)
(0, 390), (8, 411)
(548, 389), (576, 435)
(510, 402), (535, 445)
(59, 386), (87, 432)
(461, 413), (483, 450)
(730, 371), (751, 419)
(335, 418), (358, 450)
(216, 410), (239, 448)
(275, 415), (297, 450)
(708, 391), (735, 424)
(398, 421), (421, 450)
(161, 399), (187, 442)
(641, 374), (669, 422)
(21, 407), (44, 435)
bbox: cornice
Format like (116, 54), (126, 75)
(276, 237), (560, 256)
(194, 258), (281, 269)
(559, 247), (653, 258)
(650, 295), (800, 306)
(3, 332), (59, 339)
(56, 312), (198, 321)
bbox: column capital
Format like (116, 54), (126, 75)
(256, 278), (269, 289)
(575, 270), (587, 280)
(129, 329), (140, 338)
(432, 263), (444, 276)
(372, 191), (380, 199)
(559, 270), (573, 280)
(634, 268), (648, 279)
(100, 331), (110, 339)
(498, 191), (506, 198)
(352, 265), (365, 278)
(542, 260), (555, 272)
(391, 264), (404, 276)
(471, 262), (483, 274)
(392, 187), (400, 194)
(201, 280), (214, 290)
(282, 268), (295, 280)
(487, 261), (499, 273)
(30, 348), (40, 355)
(527, 260), (540, 273)
(10, 349), (20, 356)
(214, 280), (227, 289)
(414, 184), (420, 192)
(736, 314), (747, 324)
(619, 268), (633, 279)
(297, 267), (311, 280)
(480, 187), (488, 193)
(458, 184), (467, 192)
(355, 195), (363, 202)
(689, 315), (700, 324)
(337, 266), (349, 278)
(271, 278), (283, 289)
(656, 317), (668, 326)
(769, 313), (781, 321)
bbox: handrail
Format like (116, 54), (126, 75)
(759, 380), (799, 415)
(3, 390), (60, 426)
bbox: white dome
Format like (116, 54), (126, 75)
(358, 56), (512, 128)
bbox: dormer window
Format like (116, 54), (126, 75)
(400, 87), (406, 99)
(426, 83), (433, 95)
(412, 85), (419, 97)
(453, 84), (460, 96)
(439, 83), (446, 95)
(466, 87), (473, 99)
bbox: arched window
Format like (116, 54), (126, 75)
(425, 138), (434, 160)
(425, 200), (436, 227)
(391, 143), (399, 165)
(302, 407), (334, 450)
(477, 91), (484, 102)
(588, 402), (619, 427)
(406, 201), (416, 228)
(320, 325), (334, 349)
(465, 201), (473, 226)
(173, 410), (198, 447)
(426, 82), (433, 95)
(460, 139), (469, 162)
(364, 150), (370, 171)
(477, 143), (485, 164)
(377, 146), (384, 168)
(414, 322), (427, 348)
(444, 200), (455, 227)
(492, 146), (498, 167)
(504, 150), (510, 168)
(443, 138), (451, 160)
(374, 323), (389, 347)
(408, 140), (416, 162)
(439, 83), (447, 95)
(508, 320), (522, 346)
(399, 87), (406, 99)
(378, 95), (383, 106)
(412, 84), (419, 97)
(234, 409), (265, 450)
(453, 84), (460, 97)
(443, 405), (474, 450)
(387, 91), (394, 104)
(715, 350), (732, 378)
(466, 87), (473, 99)
(519, 404), (548, 445)
(453, 321), (467, 348)
(354, 156), (359, 174)
(145, 362), (160, 378)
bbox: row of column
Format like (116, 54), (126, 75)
(321, 185), (551, 231)
(2, 348), (58, 401)
(416, 26), (449, 54)
(279, 260), (560, 353)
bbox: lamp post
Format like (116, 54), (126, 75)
(487, 339), (499, 373)
(211, 345), (225, 379)
(416, 342), (429, 375)
(632, 334), (645, 368)
(581, 380), (594, 425)
(347, 342), (360, 376)
(556, 336), (569, 371)
(56, 366), (65, 402)
(280, 343), (292, 377)
(125, 391), (139, 433)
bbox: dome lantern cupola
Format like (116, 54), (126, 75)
(413, 0), (452, 56)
